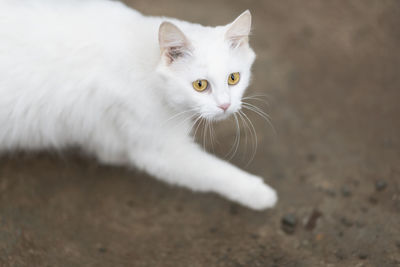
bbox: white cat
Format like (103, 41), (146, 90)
(0, 0), (277, 210)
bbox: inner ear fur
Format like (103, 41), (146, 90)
(225, 10), (252, 49)
(158, 21), (192, 63)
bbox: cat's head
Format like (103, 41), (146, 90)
(156, 10), (255, 121)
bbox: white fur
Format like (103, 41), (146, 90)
(0, 0), (277, 210)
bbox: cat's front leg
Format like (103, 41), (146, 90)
(130, 139), (277, 210)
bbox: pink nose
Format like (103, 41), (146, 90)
(218, 103), (231, 112)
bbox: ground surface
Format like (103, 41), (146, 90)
(1, 0), (400, 266)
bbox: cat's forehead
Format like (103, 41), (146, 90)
(170, 23), (254, 77)
(185, 26), (227, 52)
(185, 27), (240, 64)
(188, 47), (237, 80)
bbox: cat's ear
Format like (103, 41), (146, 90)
(225, 10), (252, 49)
(159, 22), (191, 63)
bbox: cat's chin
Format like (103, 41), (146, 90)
(212, 112), (233, 121)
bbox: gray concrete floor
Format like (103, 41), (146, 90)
(1, 0), (400, 266)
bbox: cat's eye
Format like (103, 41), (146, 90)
(192, 79), (208, 92)
(228, 72), (240, 85)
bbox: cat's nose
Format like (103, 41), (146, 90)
(218, 103), (231, 112)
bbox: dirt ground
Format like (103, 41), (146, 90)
(1, 0), (400, 266)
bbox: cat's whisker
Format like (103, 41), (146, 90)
(193, 116), (205, 142)
(227, 113), (241, 161)
(207, 119), (215, 153)
(162, 107), (198, 126)
(236, 112), (248, 163)
(224, 116), (237, 159)
(242, 98), (270, 108)
(209, 120), (218, 147)
(188, 114), (203, 137)
(187, 112), (215, 138)
(173, 112), (199, 132)
(242, 102), (271, 118)
(242, 102), (277, 137)
(189, 113), (215, 150)
(234, 113), (242, 160)
(242, 94), (271, 106)
(202, 118), (207, 151)
(237, 111), (250, 162)
(239, 110), (258, 166)
(242, 93), (270, 99)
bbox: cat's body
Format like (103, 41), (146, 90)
(0, 0), (277, 210)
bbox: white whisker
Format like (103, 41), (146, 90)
(242, 102), (277, 137)
(237, 111), (249, 159)
(242, 94), (271, 106)
(188, 114), (203, 137)
(239, 110), (258, 166)
(161, 107), (198, 126)
(202, 118), (207, 151)
(227, 113), (241, 160)
(207, 119), (215, 152)
(224, 116), (237, 159)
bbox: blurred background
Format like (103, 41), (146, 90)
(1, 0), (399, 266)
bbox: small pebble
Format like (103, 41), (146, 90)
(396, 241), (400, 248)
(126, 200), (134, 207)
(335, 249), (346, 260)
(282, 214), (297, 227)
(341, 217), (354, 227)
(341, 186), (352, 197)
(315, 233), (324, 241)
(360, 207), (368, 213)
(375, 180), (387, 191)
(352, 179), (360, 187)
(281, 213), (297, 234)
(249, 233), (259, 239)
(98, 247), (107, 253)
(302, 240), (310, 246)
(368, 196), (378, 205)
(325, 189), (337, 197)
(175, 205), (184, 212)
(358, 252), (368, 259)
(209, 227), (217, 233)
(307, 153), (316, 162)
(355, 221), (365, 228)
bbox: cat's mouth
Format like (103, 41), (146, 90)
(211, 110), (235, 121)
(197, 106), (239, 122)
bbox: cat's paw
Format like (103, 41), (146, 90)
(232, 176), (278, 210)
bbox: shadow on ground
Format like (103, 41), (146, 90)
(1, 1), (400, 266)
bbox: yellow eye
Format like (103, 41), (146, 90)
(192, 79), (208, 92)
(228, 72), (240, 85)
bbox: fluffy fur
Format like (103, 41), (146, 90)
(0, 0), (277, 210)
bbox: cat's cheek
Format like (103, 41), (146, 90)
(165, 88), (191, 108)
